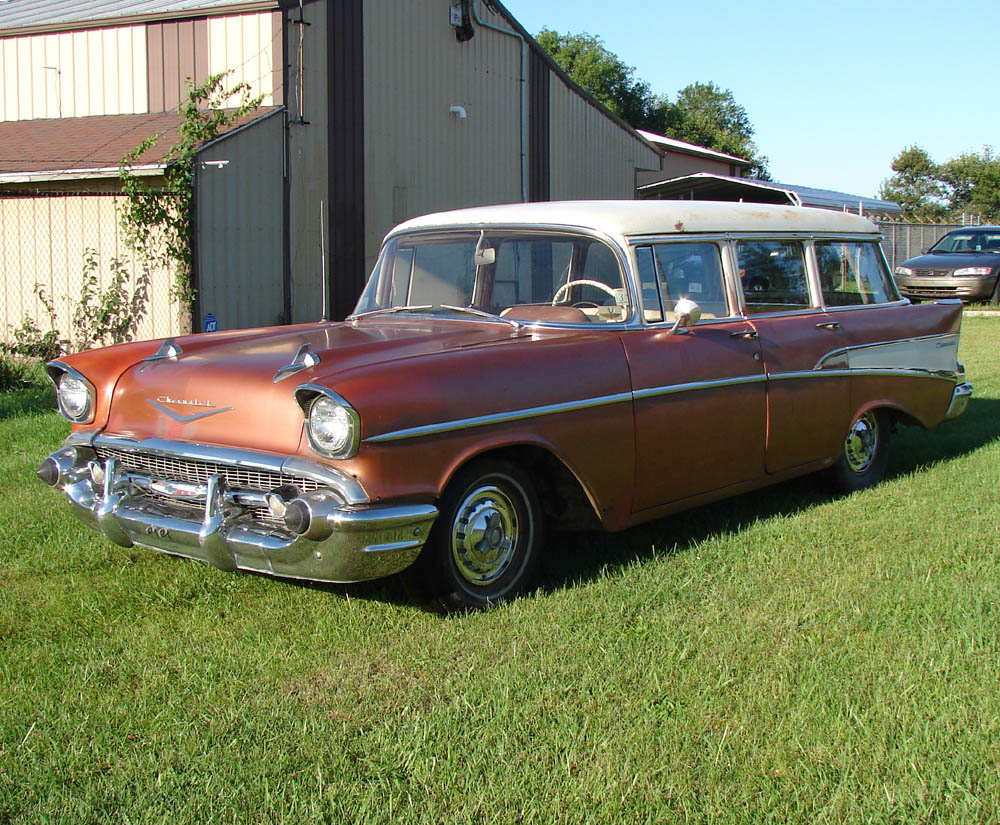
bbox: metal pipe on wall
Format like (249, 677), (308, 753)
(469, 0), (527, 203)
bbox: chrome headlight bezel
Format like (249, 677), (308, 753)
(47, 362), (96, 424)
(295, 384), (360, 460)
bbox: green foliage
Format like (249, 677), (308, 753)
(4, 285), (62, 361)
(535, 30), (770, 179)
(880, 145), (1000, 222)
(664, 82), (770, 180)
(879, 146), (948, 220)
(71, 249), (151, 352)
(0, 353), (31, 392)
(119, 72), (262, 313)
(535, 28), (667, 132)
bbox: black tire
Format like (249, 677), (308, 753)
(828, 409), (891, 492)
(420, 458), (543, 612)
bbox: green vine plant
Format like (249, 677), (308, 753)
(4, 284), (63, 361)
(72, 250), (152, 351)
(118, 72), (262, 322)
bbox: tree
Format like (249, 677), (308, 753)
(535, 31), (769, 178)
(535, 29), (666, 132)
(663, 82), (770, 180)
(878, 146), (1000, 222)
(878, 146), (947, 220)
(938, 149), (1000, 222)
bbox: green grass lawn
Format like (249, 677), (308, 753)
(2, 321), (999, 824)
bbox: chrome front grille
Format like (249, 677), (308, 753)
(912, 268), (953, 277)
(96, 446), (322, 495)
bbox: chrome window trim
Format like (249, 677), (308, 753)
(90, 433), (368, 504)
(373, 224), (641, 329)
(812, 238), (903, 309)
(294, 383), (362, 460)
(821, 299), (911, 313)
(46, 360), (96, 424)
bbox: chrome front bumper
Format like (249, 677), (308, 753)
(38, 435), (438, 583)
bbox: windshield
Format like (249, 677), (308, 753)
(352, 231), (631, 324)
(929, 231), (1000, 254)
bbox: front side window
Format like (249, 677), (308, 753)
(736, 240), (811, 314)
(635, 241), (729, 322)
(815, 241), (899, 306)
(355, 232), (629, 324)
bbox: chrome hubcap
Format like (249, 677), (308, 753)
(844, 412), (879, 474)
(451, 483), (519, 586)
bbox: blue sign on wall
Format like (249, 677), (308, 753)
(203, 313), (218, 333)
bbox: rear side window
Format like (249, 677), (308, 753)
(736, 240), (811, 314)
(815, 241), (900, 306)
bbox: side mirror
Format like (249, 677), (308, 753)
(668, 298), (702, 335)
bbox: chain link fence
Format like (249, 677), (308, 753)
(1, 189), (180, 354)
(874, 220), (970, 271)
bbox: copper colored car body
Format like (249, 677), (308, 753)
(38, 201), (973, 610)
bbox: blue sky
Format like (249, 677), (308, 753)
(502, 0), (1000, 199)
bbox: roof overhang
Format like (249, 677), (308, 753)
(0, 163), (163, 185)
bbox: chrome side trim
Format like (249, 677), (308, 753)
(768, 367), (958, 382)
(91, 434), (368, 504)
(632, 374), (765, 401)
(365, 391), (634, 444)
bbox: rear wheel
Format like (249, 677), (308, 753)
(421, 458), (543, 612)
(828, 409), (891, 492)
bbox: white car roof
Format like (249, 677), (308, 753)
(391, 200), (880, 239)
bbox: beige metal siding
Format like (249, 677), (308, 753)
(208, 11), (279, 107)
(548, 76), (661, 200)
(0, 27), (148, 120)
(362, 0), (522, 272)
(1, 192), (180, 351)
(194, 111), (284, 331)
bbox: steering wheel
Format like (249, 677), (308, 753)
(552, 279), (619, 306)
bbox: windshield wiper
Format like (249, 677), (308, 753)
(348, 305), (432, 321)
(439, 305), (523, 330)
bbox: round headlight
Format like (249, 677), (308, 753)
(308, 396), (355, 456)
(58, 372), (92, 421)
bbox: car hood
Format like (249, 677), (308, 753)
(900, 251), (1000, 270)
(102, 318), (525, 454)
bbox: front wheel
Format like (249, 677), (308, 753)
(828, 409), (891, 492)
(420, 458), (543, 612)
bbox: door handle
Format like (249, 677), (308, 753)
(730, 329), (758, 340)
(816, 321), (840, 330)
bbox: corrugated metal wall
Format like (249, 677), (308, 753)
(194, 109), (284, 331)
(362, 0), (523, 271)
(0, 191), (179, 350)
(548, 76), (661, 200)
(0, 26), (148, 120)
(0, 10), (280, 122)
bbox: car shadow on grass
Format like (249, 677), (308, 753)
(223, 397), (1000, 613)
(537, 396), (1000, 597)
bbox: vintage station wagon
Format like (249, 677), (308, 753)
(38, 201), (972, 610)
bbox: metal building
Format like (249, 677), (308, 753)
(2, 0), (668, 337)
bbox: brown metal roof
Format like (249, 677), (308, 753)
(0, 108), (279, 179)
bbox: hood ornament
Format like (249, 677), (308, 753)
(138, 338), (182, 372)
(273, 342), (321, 383)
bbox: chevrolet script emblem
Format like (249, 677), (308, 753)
(146, 395), (233, 423)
